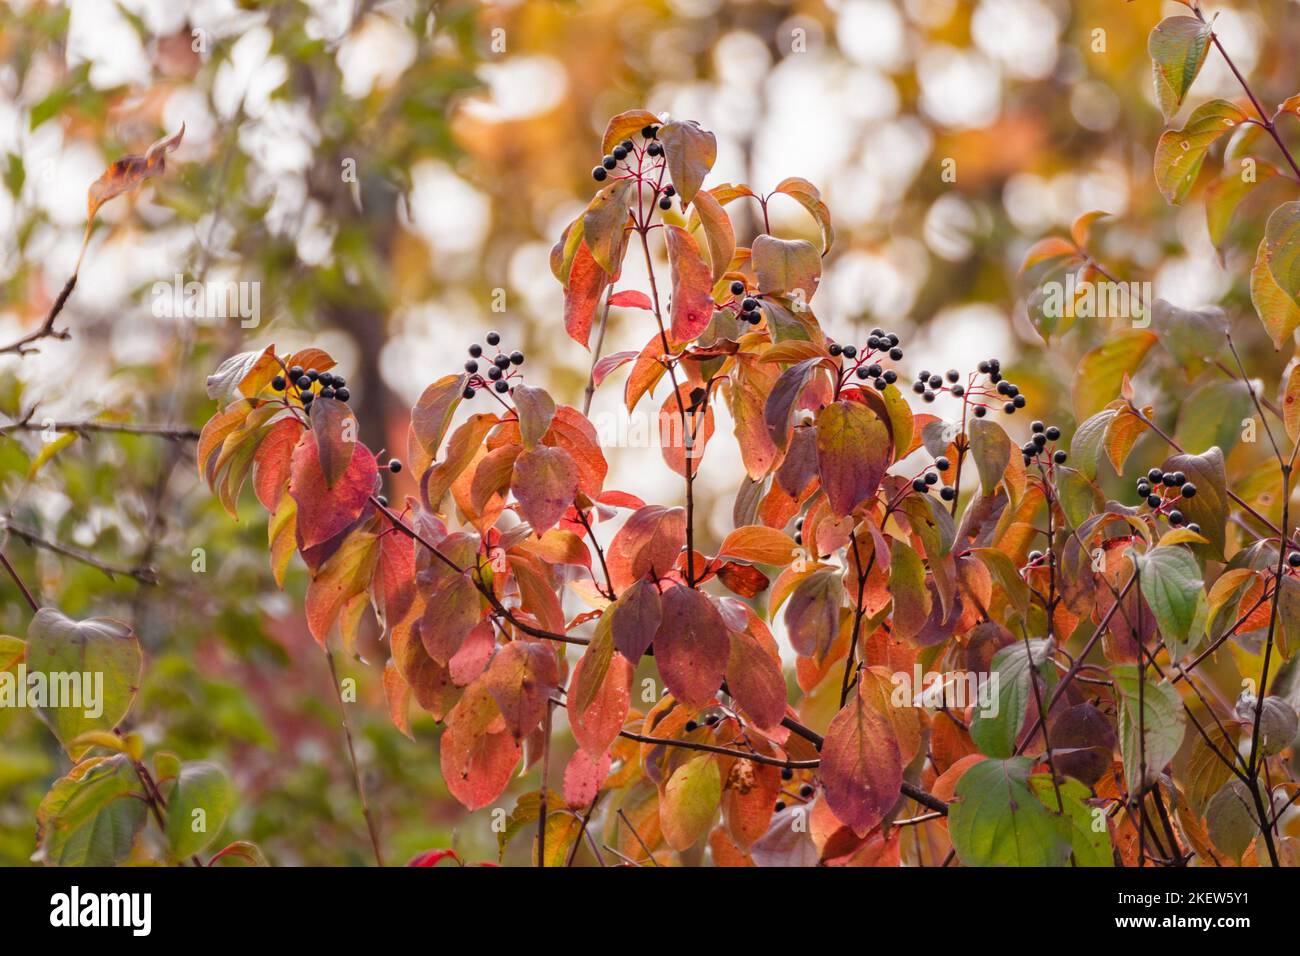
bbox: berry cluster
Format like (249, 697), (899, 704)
(272, 365), (349, 407)
(913, 357), (1026, 419)
(728, 280), (764, 326)
(1136, 467), (1198, 530)
(911, 454), (956, 501)
(462, 331), (525, 399)
(830, 327), (904, 392)
(1019, 420), (1068, 468)
(591, 124), (664, 180)
(774, 765), (815, 812)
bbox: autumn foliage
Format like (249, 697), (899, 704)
(9, 2), (1271, 868)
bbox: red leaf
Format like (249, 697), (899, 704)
(253, 418), (304, 511)
(606, 577), (662, 662)
(569, 647), (632, 756)
(654, 585), (728, 708)
(440, 680), (522, 811)
(563, 241), (610, 348)
(309, 396), (358, 488)
(606, 505), (686, 590)
(407, 848), (461, 867)
(484, 641), (560, 741)
(820, 671), (904, 836)
(563, 747), (612, 808)
(592, 350), (638, 386)
(725, 623), (787, 731)
(665, 225), (715, 343)
(608, 290), (652, 310)
(511, 445), (579, 534)
(289, 432), (377, 550)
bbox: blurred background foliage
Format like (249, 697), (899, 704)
(0, 0), (1296, 865)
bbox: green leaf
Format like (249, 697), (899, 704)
(35, 755), (147, 866)
(1072, 330), (1157, 421)
(582, 179), (634, 274)
(752, 234), (821, 303)
(1070, 408), (1118, 481)
(1251, 201), (1300, 346)
(660, 754), (721, 851)
(949, 756), (1071, 866)
(1174, 378), (1253, 456)
(1160, 447), (1229, 559)
(1153, 99), (1247, 204)
(888, 538), (930, 643)
(1054, 466), (1098, 529)
(970, 638), (1054, 759)
(1205, 162), (1278, 257)
(772, 176), (834, 253)
(1136, 545), (1204, 656)
(1028, 774), (1113, 867)
(165, 761), (234, 860)
(1204, 779), (1259, 862)
(1113, 665), (1187, 795)
(1149, 16), (1213, 121)
(25, 608), (143, 759)
(967, 417), (1011, 496)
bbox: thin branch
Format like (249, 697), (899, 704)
(325, 647), (386, 867)
(2, 519), (160, 584)
(0, 274), (76, 356)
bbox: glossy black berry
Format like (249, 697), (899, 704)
(1289, 552), (1300, 568)
(842, 345), (857, 359)
(730, 280), (745, 295)
(977, 360), (991, 373)
(510, 351), (524, 366)
(1012, 395), (1027, 408)
(1004, 402), (1016, 414)
(799, 785), (814, 798)
(318, 372), (334, 387)
(376, 495), (388, 507)
(659, 196), (672, 210)
(463, 387), (476, 399)
(664, 185), (676, 197)
(1045, 426), (1061, 441)
(487, 331), (501, 346)
(889, 347), (903, 360)
(592, 166), (607, 182)
(1147, 494), (1162, 508)
(272, 375), (285, 391)
(940, 486), (956, 501)
(642, 125), (658, 138)
(924, 472), (938, 485)
(781, 768), (794, 781)
(829, 343), (842, 356)
(307, 369), (319, 381)
(883, 370), (897, 384)
(923, 390), (936, 403)
(494, 380), (509, 393)
(300, 391), (314, 405)
(297, 375), (312, 389)
(1137, 483), (1151, 498)
(494, 353), (511, 369)
(857, 366), (870, 380)
(465, 360), (479, 373)
(1147, 468), (1163, 483)
(319, 387), (336, 400)
(288, 365), (304, 379)
(335, 387), (349, 402)
(1053, 450), (1067, 464)
(775, 801), (786, 812)
(601, 155), (617, 170)
(1188, 523), (1201, 534)
(912, 381), (926, 395)
(950, 384), (964, 397)
(685, 720), (698, 732)
(612, 145), (628, 161)
(389, 459), (402, 474)
(974, 406), (987, 417)
(705, 714), (719, 726)
(488, 366), (503, 381)
(912, 478), (928, 493)
(332, 376), (346, 388)
(469, 343), (483, 358)
(1181, 483), (1196, 498)
(1169, 510), (1184, 525)
(1031, 421), (1044, 433)
(742, 297), (758, 311)
(1033, 433), (1047, 448)
(621, 140), (634, 151)
(935, 456), (950, 471)
(647, 142), (663, 157)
